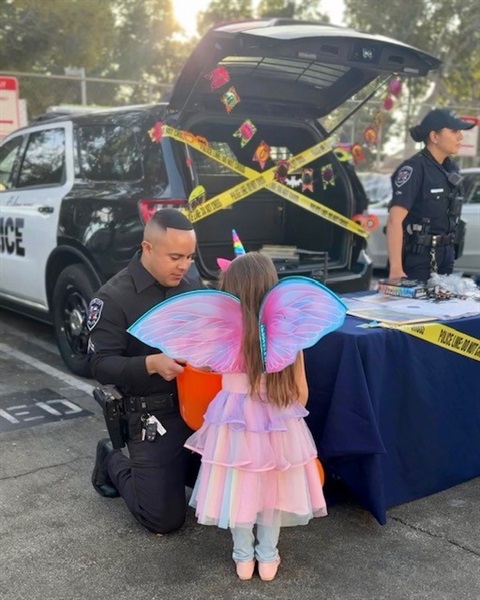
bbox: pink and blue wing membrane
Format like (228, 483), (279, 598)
(127, 290), (244, 373)
(258, 277), (347, 373)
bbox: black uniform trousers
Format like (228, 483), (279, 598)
(105, 407), (200, 534)
(403, 244), (455, 282)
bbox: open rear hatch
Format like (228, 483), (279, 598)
(169, 19), (440, 119)
(167, 20), (440, 282)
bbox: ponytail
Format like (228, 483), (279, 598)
(409, 125), (426, 143)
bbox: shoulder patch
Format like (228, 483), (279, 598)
(394, 165), (413, 188)
(87, 298), (104, 331)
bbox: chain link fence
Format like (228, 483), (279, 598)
(2, 70), (174, 123)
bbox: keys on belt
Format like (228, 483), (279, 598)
(141, 414), (167, 441)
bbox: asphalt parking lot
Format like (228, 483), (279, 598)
(1, 310), (479, 600)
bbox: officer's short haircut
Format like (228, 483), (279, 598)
(148, 208), (193, 231)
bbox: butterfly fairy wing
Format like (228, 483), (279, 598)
(127, 290), (244, 373)
(259, 276), (347, 373)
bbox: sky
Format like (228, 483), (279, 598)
(172, 0), (346, 39)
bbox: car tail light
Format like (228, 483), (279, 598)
(138, 199), (187, 224)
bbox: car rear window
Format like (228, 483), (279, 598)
(77, 124), (143, 182)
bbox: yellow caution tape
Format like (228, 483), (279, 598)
(162, 125), (369, 239)
(379, 321), (480, 362)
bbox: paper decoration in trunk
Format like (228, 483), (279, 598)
(253, 141), (271, 169)
(221, 87), (241, 112)
(206, 66), (231, 90)
(188, 185), (207, 210)
(274, 159), (290, 184)
(233, 120), (257, 147)
(321, 164), (335, 189)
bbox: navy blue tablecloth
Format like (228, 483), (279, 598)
(304, 307), (480, 524)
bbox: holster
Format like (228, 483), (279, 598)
(93, 387), (127, 449)
(454, 219), (466, 260)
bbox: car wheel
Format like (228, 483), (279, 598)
(53, 264), (99, 377)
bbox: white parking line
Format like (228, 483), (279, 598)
(0, 343), (95, 395)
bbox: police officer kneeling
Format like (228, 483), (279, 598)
(89, 209), (202, 534)
(387, 108), (476, 282)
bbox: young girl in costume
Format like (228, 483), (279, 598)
(128, 252), (346, 581)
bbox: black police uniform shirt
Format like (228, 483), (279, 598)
(390, 149), (460, 235)
(87, 251), (203, 397)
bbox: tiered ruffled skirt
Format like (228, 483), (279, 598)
(185, 374), (327, 529)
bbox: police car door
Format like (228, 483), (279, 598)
(0, 121), (73, 312)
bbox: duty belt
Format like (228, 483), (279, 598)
(123, 393), (177, 414)
(407, 232), (455, 248)
(424, 233), (455, 247)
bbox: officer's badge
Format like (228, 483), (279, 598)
(87, 298), (104, 331)
(395, 165), (413, 188)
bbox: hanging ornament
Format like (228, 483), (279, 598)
(301, 168), (314, 192)
(363, 126), (378, 145)
(148, 121), (164, 143)
(233, 119), (257, 147)
(351, 143), (366, 164)
(334, 147), (353, 163)
(321, 164), (335, 189)
(372, 109), (386, 129)
(221, 86), (241, 113)
(388, 77), (402, 98)
(205, 66), (230, 90)
(383, 96), (394, 111)
(252, 141), (271, 170)
(274, 159), (290, 184)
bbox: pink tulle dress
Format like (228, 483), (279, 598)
(185, 373), (327, 530)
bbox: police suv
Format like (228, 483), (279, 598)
(0, 19), (440, 376)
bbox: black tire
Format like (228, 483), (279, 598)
(53, 264), (99, 377)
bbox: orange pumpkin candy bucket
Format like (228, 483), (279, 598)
(176, 364), (222, 431)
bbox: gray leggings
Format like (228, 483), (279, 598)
(230, 521), (281, 563)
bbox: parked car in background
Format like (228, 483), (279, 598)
(0, 19), (442, 375)
(366, 167), (480, 275)
(357, 172), (392, 205)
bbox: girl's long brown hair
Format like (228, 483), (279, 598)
(219, 252), (298, 407)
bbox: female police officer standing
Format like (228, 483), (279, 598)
(387, 108), (475, 282)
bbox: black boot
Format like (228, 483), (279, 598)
(91, 438), (120, 498)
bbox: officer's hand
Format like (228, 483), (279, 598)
(145, 354), (185, 381)
(388, 267), (407, 280)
